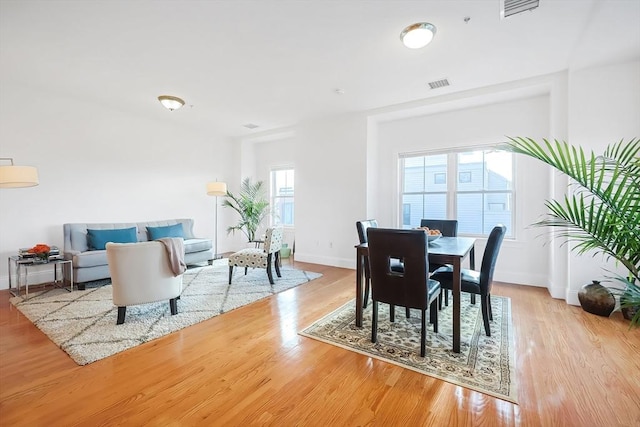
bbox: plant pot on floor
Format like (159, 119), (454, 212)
(280, 243), (291, 259)
(578, 280), (615, 317)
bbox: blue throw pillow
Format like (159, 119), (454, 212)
(147, 223), (185, 240)
(87, 227), (138, 250)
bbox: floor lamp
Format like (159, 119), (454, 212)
(206, 181), (227, 259)
(0, 158), (39, 188)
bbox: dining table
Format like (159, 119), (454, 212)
(355, 236), (476, 353)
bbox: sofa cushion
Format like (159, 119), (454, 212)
(87, 227), (137, 250)
(184, 238), (213, 254)
(73, 250), (108, 268)
(147, 223), (185, 240)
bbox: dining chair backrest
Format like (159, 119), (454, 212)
(356, 219), (378, 245)
(367, 228), (431, 310)
(479, 224), (507, 294)
(420, 219), (458, 237)
(356, 219), (378, 280)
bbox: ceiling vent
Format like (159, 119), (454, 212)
(428, 79), (450, 90)
(501, 0), (539, 19)
(243, 123), (259, 129)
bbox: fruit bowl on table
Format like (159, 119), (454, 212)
(427, 233), (441, 243)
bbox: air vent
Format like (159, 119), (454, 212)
(501, 0), (539, 19)
(243, 123), (259, 129)
(428, 79), (450, 90)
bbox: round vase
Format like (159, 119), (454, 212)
(621, 304), (639, 321)
(578, 280), (615, 317)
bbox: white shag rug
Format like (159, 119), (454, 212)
(10, 259), (322, 365)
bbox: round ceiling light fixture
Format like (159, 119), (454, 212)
(400, 22), (437, 49)
(157, 95), (185, 111)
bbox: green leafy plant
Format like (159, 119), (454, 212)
(222, 178), (270, 242)
(506, 137), (640, 327)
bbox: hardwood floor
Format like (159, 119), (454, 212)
(1, 260), (638, 426)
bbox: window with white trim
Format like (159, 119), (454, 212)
(400, 147), (513, 237)
(270, 168), (294, 227)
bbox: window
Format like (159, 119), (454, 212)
(270, 168), (294, 226)
(399, 148), (513, 237)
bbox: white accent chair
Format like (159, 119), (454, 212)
(106, 241), (183, 325)
(228, 227), (284, 285)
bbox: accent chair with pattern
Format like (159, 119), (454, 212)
(228, 227), (284, 285)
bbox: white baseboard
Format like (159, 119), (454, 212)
(293, 253), (353, 269)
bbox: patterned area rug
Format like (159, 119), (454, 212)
(10, 259), (321, 365)
(300, 293), (517, 403)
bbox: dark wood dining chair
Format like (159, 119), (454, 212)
(430, 224), (507, 336)
(367, 228), (441, 357)
(356, 219), (378, 309)
(420, 219), (459, 308)
(356, 220), (405, 311)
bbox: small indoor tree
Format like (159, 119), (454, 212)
(506, 137), (639, 327)
(222, 178), (270, 242)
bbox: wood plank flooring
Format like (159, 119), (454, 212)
(1, 260), (639, 426)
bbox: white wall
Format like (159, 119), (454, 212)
(564, 59), (640, 303)
(0, 83), (235, 288)
(293, 113), (368, 267)
(374, 95), (552, 287)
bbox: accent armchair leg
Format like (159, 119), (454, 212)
(390, 304), (395, 322)
(116, 307), (126, 325)
(266, 253), (275, 285)
(471, 294), (476, 305)
(406, 307), (411, 319)
(228, 266), (234, 284)
(274, 252), (282, 278)
(169, 297), (178, 315)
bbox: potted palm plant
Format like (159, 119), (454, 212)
(506, 137), (639, 327)
(222, 178), (270, 243)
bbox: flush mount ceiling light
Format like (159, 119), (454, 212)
(157, 95), (185, 111)
(400, 22), (437, 49)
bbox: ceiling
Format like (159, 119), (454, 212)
(1, 0), (639, 138)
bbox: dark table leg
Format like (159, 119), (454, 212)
(453, 259), (461, 353)
(355, 247), (364, 327)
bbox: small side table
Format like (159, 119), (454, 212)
(8, 256), (74, 298)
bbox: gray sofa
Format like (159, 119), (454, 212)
(63, 219), (214, 289)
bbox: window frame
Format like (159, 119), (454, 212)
(398, 144), (515, 238)
(269, 167), (295, 228)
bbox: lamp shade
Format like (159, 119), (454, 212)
(400, 22), (437, 49)
(158, 95), (185, 111)
(206, 181), (227, 196)
(0, 165), (39, 188)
